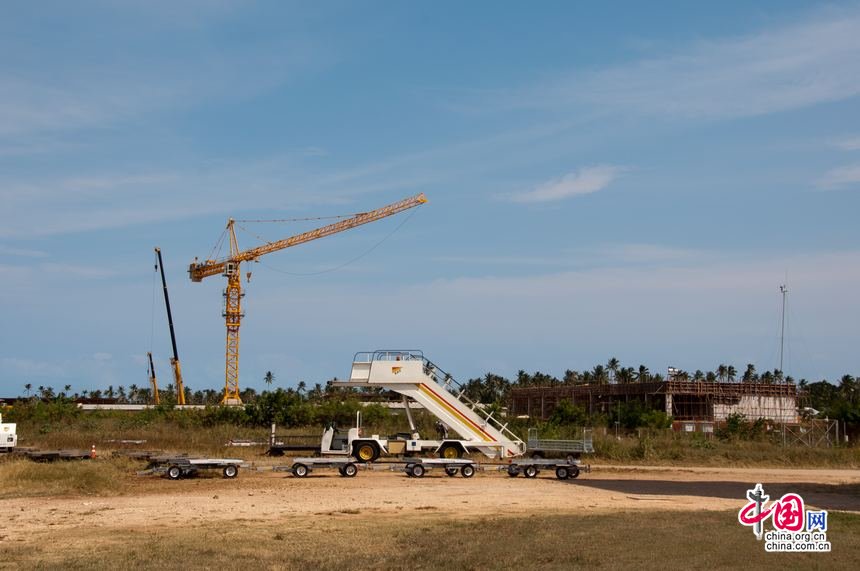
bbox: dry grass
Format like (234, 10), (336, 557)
(11, 412), (860, 468)
(1, 510), (857, 570)
(0, 457), (143, 499)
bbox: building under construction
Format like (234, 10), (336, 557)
(509, 380), (798, 425)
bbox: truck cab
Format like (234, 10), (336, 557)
(0, 413), (17, 452)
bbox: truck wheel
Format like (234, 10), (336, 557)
(292, 463), (309, 478)
(461, 464), (475, 478)
(405, 465), (414, 477)
(524, 465), (538, 478)
(507, 465), (520, 478)
(353, 442), (379, 462)
(555, 466), (570, 480)
(411, 464), (426, 478)
(438, 444), (462, 459)
(569, 465), (580, 479)
(444, 467), (458, 477)
(167, 465), (182, 480)
(343, 463), (358, 478)
(223, 465), (239, 479)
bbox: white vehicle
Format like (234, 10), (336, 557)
(0, 413), (17, 452)
(270, 412), (486, 462)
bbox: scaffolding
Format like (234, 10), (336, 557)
(509, 381), (798, 424)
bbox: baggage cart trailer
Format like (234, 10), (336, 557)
(505, 458), (590, 480)
(146, 457), (245, 480)
(403, 458), (477, 478)
(526, 427), (594, 463)
(288, 457), (365, 478)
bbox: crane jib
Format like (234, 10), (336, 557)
(188, 192), (426, 282)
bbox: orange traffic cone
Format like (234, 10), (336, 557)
(90, 444), (96, 459)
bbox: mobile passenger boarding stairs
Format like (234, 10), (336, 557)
(337, 350), (526, 459)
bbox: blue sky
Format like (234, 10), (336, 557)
(2, 1), (860, 396)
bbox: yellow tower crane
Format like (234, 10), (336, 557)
(189, 192), (427, 404)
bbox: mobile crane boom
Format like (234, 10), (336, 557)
(189, 192), (427, 404)
(155, 247), (186, 405)
(146, 351), (161, 405)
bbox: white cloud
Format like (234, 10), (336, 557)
(507, 165), (624, 203)
(816, 164), (860, 189)
(0, 245), (48, 258)
(831, 136), (860, 151)
(476, 8), (860, 121)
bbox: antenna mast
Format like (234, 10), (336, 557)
(779, 284), (788, 373)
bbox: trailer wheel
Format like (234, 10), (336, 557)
(353, 441), (380, 463)
(568, 465), (580, 479)
(555, 466), (570, 480)
(167, 465), (182, 480)
(507, 465), (520, 478)
(223, 464), (239, 479)
(292, 463), (309, 478)
(405, 465), (414, 477)
(461, 464), (475, 478)
(438, 444), (462, 459)
(523, 465), (538, 478)
(343, 463), (358, 478)
(444, 467), (458, 477)
(411, 464), (426, 478)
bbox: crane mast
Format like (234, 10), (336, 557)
(155, 247), (186, 405)
(189, 192), (427, 405)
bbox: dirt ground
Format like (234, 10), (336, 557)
(2, 462), (858, 546)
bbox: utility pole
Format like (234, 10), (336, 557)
(779, 284), (788, 373)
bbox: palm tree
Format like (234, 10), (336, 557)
(297, 380), (306, 394)
(592, 365), (608, 385)
(705, 371), (717, 382)
(693, 370), (705, 382)
(839, 374), (857, 406)
(264, 371), (275, 388)
(617, 367), (635, 384)
(24, 383), (32, 397)
(727, 365), (737, 383)
(606, 358), (620, 383)
(717, 364), (728, 383)
(637, 365), (650, 383)
(742, 364), (756, 383)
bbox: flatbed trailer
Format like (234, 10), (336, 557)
(403, 458), (477, 478)
(286, 457), (366, 478)
(17, 448), (92, 462)
(143, 456), (245, 479)
(505, 458), (590, 480)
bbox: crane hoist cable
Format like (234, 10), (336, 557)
(189, 192), (427, 405)
(257, 206), (419, 276)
